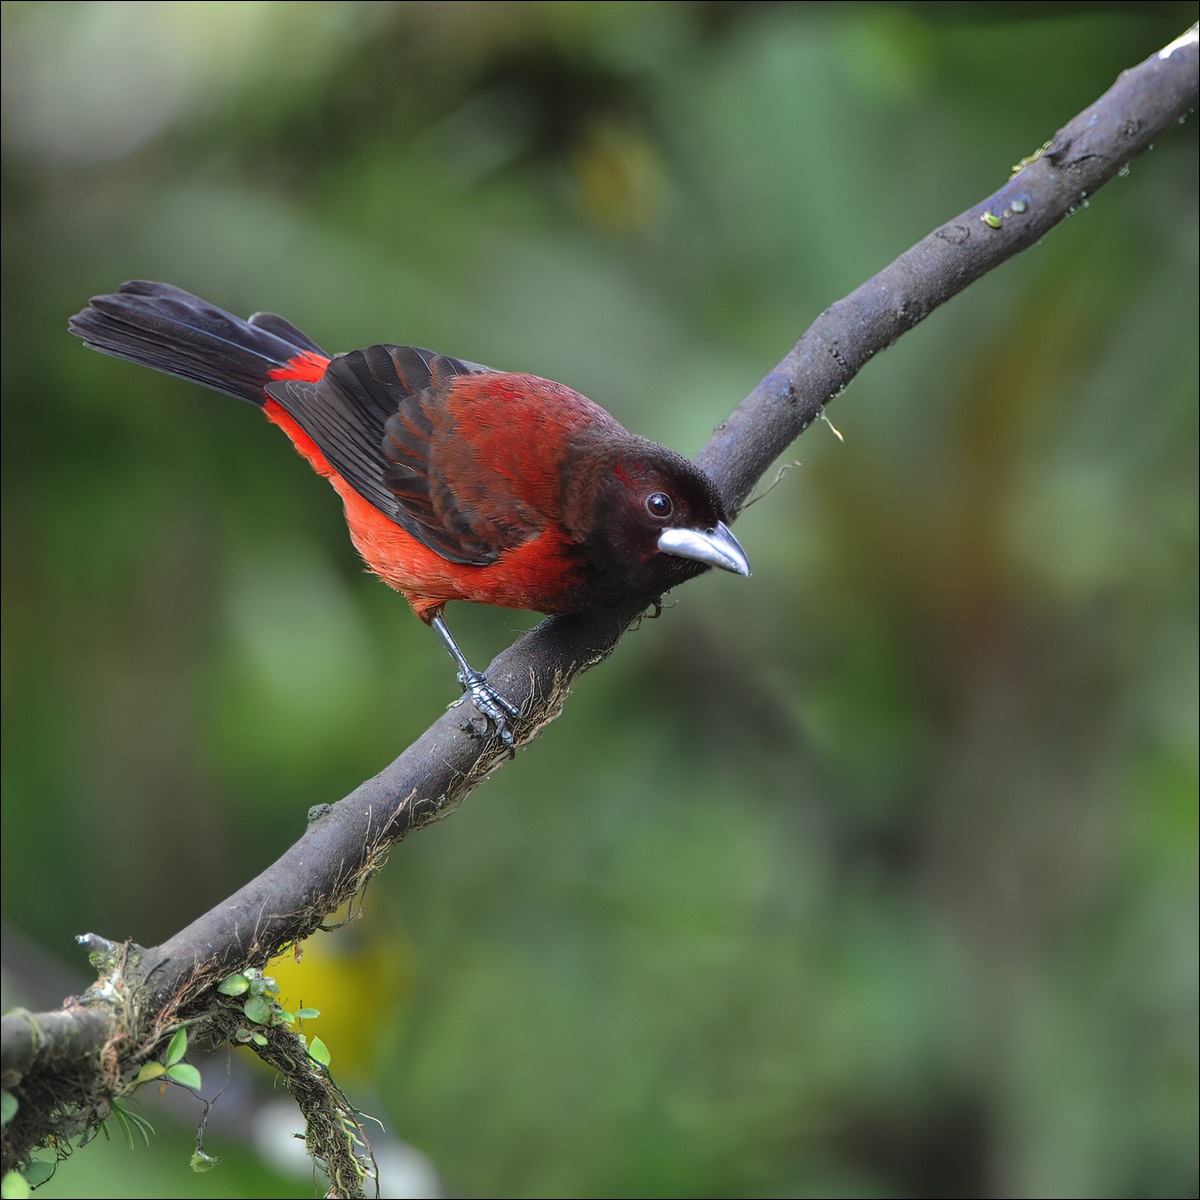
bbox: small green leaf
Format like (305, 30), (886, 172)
(190, 1149), (221, 1172)
(135, 1062), (166, 1084)
(109, 1102), (155, 1148)
(164, 1028), (188, 1067)
(167, 1063), (203, 1092)
(21, 1160), (54, 1187)
(251, 1033), (268, 1047)
(0, 1093), (17, 1125)
(1, 1170), (33, 1199)
(295, 1007), (320, 1021)
(217, 974), (250, 996)
(308, 1038), (331, 1067)
(243, 995), (273, 1025)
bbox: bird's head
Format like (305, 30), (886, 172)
(562, 436), (750, 607)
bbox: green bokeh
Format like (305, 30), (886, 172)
(2, 3), (1196, 1197)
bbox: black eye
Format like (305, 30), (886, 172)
(645, 492), (673, 520)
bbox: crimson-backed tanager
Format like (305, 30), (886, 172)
(69, 282), (750, 744)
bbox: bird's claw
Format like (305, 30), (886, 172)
(458, 670), (520, 748)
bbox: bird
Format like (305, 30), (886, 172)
(69, 281), (750, 745)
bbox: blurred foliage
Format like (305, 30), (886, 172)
(1, 2), (1196, 1197)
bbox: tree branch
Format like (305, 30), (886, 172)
(3, 22), (1196, 1181)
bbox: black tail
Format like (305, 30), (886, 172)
(68, 281), (329, 406)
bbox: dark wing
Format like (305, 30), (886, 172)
(265, 344), (537, 566)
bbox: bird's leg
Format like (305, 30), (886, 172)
(429, 612), (520, 747)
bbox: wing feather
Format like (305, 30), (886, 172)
(264, 345), (541, 566)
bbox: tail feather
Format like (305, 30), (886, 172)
(68, 281), (329, 406)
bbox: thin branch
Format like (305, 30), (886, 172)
(700, 22), (1199, 508)
(2, 22), (1196, 1175)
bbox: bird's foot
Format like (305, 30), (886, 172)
(457, 669), (520, 749)
(429, 611), (520, 749)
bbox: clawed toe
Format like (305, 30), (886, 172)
(459, 670), (519, 747)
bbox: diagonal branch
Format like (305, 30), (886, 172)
(699, 22), (1199, 509)
(2, 22), (1196, 1177)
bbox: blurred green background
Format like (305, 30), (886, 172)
(2, 2), (1196, 1197)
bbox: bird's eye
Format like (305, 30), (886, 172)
(645, 492), (673, 520)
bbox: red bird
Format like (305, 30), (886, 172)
(69, 282), (750, 744)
